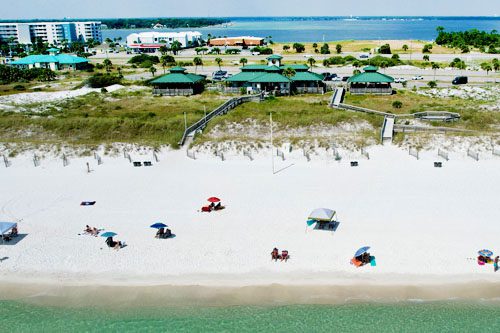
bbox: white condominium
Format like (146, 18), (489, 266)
(126, 31), (202, 52)
(0, 21), (102, 45)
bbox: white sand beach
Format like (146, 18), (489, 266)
(0, 144), (499, 295)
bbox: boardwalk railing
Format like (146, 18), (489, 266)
(178, 94), (262, 146)
(153, 88), (194, 96)
(337, 103), (395, 117)
(393, 125), (475, 134)
(277, 149), (285, 161)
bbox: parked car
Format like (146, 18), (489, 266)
(412, 75), (424, 80)
(341, 76), (351, 82)
(359, 53), (370, 59)
(394, 77), (406, 83)
(212, 70), (228, 81)
(331, 76), (342, 82)
(323, 73), (338, 81)
(452, 76), (468, 85)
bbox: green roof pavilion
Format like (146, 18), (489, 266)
(347, 66), (394, 95)
(151, 67), (205, 96)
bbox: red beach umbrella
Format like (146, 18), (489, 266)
(207, 197), (221, 203)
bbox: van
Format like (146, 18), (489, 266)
(452, 76), (468, 85)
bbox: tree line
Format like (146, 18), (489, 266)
(0, 65), (56, 84)
(435, 27), (499, 53)
(101, 18), (228, 29)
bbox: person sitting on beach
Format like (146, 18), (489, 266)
(91, 227), (99, 236)
(214, 202), (222, 210)
(271, 248), (280, 261)
(494, 256), (499, 273)
(362, 252), (371, 264)
(165, 228), (172, 238)
(84, 225), (92, 233)
(156, 228), (165, 238)
(281, 250), (290, 262)
(10, 226), (18, 237)
(210, 202), (215, 209)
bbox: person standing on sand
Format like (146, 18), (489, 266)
(494, 256), (499, 272)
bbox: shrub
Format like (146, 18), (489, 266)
(422, 44), (433, 53)
(392, 101), (403, 109)
(139, 60), (154, 68)
(95, 63), (104, 70)
(427, 81), (437, 88)
(378, 44), (391, 54)
(320, 43), (330, 54)
(87, 73), (121, 88)
(128, 54), (159, 65)
(101, 87), (108, 93)
(292, 43), (305, 53)
(13, 84), (26, 91)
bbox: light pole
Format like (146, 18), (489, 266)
(270, 112), (274, 174)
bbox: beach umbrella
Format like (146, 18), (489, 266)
(478, 249), (493, 257)
(150, 222), (167, 229)
(306, 219), (316, 227)
(308, 208), (336, 222)
(207, 197), (221, 203)
(354, 246), (371, 257)
(101, 232), (117, 238)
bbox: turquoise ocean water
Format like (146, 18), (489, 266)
(2, 300), (500, 332)
(102, 16), (500, 43)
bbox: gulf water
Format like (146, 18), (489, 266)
(102, 16), (500, 42)
(2, 300), (500, 332)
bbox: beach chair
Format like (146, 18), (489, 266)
(350, 161), (358, 167)
(143, 161), (152, 166)
(350, 258), (363, 267)
(133, 162), (142, 167)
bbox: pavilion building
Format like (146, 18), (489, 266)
(150, 66), (205, 96)
(9, 48), (89, 71)
(225, 55), (325, 95)
(347, 66), (394, 95)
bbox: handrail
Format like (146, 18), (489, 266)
(178, 94), (262, 146)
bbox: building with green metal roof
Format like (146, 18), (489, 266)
(10, 48), (89, 71)
(151, 67), (206, 96)
(226, 55), (325, 95)
(347, 66), (394, 95)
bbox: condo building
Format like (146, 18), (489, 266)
(0, 21), (102, 45)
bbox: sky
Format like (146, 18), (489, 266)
(2, 0), (500, 19)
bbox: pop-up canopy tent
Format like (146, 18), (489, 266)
(308, 208), (336, 222)
(0, 222), (17, 243)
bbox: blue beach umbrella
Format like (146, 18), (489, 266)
(150, 222), (167, 229)
(355, 246), (371, 257)
(101, 232), (117, 238)
(478, 249), (493, 257)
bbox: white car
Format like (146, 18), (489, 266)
(412, 75), (424, 80)
(394, 77), (406, 83)
(331, 76), (342, 82)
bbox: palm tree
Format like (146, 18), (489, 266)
(171, 41), (182, 55)
(149, 66), (157, 77)
(282, 67), (296, 79)
(117, 67), (123, 78)
(481, 62), (492, 75)
(492, 59), (499, 72)
(402, 44), (409, 52)
(431, 62), (440, 80)
(103, 58), (112, 73)
(215, 57), (222, 70)
(423, 55), (430, 62)
(283, 45), (290, 52)
(193, 57), (203, 73)
(239, 58), (248, 67)
(307, 57), (316, 70)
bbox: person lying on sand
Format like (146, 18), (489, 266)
(84, 225), (92, 233)
(271, 248), (280, 261)
(84, 226), (99, 236)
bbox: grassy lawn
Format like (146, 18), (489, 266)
(196, 95), (382, 146)
(344, 89), (500, 131)
(0, 89), (226, 147)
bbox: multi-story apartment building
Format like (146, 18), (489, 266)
(0, 21), (102, 45)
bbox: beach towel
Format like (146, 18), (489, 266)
(80, 201), (96, 206)
(370, 256), (377, 267)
